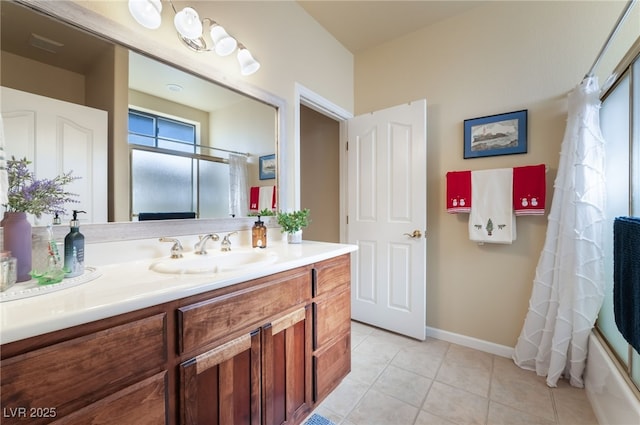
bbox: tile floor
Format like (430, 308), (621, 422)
(312, 321), (599, 425)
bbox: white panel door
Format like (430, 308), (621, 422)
(347, 100), (427, 340)
(1, 86), (108, 224)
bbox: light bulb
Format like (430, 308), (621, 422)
(174, 7), (202, 40)
(128, 0), (162, 30)
(237, 48), (260, 76)
(210, 25), (237, 56)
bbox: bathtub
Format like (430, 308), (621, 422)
(585, 331), (640, 424)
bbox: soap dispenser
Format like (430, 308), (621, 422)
(64, 210), (86, 278)
(252, 216), (267, 248)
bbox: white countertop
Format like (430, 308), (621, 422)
(0, 241), (357, 344)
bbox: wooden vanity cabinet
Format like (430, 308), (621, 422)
(0, 310), (169, 425)
(0, 253), (352, 425)
(177, 266), (313, 425)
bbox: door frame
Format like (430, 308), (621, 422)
(294, 83), (353, 243)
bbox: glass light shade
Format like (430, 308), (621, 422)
(128, 0), (162, 30)
(174, 7), (202, 40)
(210, 25), (237, 56)
(237, 48), (260, 76)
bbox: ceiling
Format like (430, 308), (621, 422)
(296, 0), (485, 53)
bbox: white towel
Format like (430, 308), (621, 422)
(469, 168), (516, 244)
(0, 115), (8, 205)
(258, 185), (274, 211)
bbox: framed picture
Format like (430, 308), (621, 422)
(259, 154), (276, 180)
(464, 110), (528, 159)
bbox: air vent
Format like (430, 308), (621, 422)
(29, 33), (64, 53)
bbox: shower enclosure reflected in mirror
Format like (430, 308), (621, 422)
(0, 0), (278, 224)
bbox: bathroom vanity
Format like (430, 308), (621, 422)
(0, 241), (355, 425)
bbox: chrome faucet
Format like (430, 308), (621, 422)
(159, 237), (183, 259)
(194, 233), (220, 255)
(220, 232), (237, 252)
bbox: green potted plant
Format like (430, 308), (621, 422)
(276, 209), (310, 243)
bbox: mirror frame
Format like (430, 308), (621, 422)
(10, 0), (288, 242)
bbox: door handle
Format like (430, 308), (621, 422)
(403, 230), (422, 239)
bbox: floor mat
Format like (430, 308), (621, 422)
(303, 413), (337, 425)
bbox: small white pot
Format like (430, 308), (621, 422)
(287, 230), (303, 244)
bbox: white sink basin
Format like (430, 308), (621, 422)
(149, 250), (278, 274)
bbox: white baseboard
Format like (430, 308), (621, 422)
(426, 326), (514, 358)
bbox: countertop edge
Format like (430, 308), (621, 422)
(0, 242), (357, 344)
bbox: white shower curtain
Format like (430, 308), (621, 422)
(228, 153), (248, 218)
(513, 76), (606, 388)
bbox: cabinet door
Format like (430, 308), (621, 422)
(180, 330), (261, 425)
(1, 314), (166, 425)
(51, 372), (168, 425)
(262, 307), (312, 425)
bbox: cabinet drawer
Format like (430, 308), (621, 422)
(312, 332), (350, 403)
(178, 268), (311, 354)
(313, 255), (350, 298)
(0, 313), (166, 425)
(52, 372), (168, 425)
(313, 288), (350, 350)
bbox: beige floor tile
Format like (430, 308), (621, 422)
(351, 321), (375, 335)
(422, 381), (489, 425)
(353, 332), (405, 362)
(322, 323), (602, 425)
(435, 344), (493, 397)
(414, 410), (458, 425)
(487, 401), (556, 425)
(552, 379), (599, 425)
(349, 351), (389, 385)
(490, 357), (555, 422)
(347, 388), (419, 425)
(392, 338), (449, 379)
(319, 376), (370, 418)
(350, 331), (368, 349)
(372, 364), (432, 407)
(370, 327), (422, 347)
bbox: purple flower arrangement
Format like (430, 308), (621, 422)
(4, 157), (80, 218)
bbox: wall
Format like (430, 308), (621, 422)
(1, 51), (85, 104)
(209, 98), (276, 187)
(354, 0), (628, 347)
(300, 105), (340, 243)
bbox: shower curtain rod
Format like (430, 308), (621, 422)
(585, 0), (637, 79)
(209, 146), (251, 157)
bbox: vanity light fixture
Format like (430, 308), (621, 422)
(237, 44), (261, 76)
(127, 0), (260, 75)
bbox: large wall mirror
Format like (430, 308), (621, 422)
(1, 1), (278, 225)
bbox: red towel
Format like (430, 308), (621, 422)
(446, 170), (471, 213)
(249, 186), (260, 211)
(513, 164), (546, 215)
(272, 186), (277, 210)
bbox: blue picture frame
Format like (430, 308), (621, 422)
(259, 154), (276, 180)
(464, 110), (528, 159)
